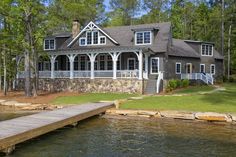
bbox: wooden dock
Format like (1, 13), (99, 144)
(0, 102), (114, 154)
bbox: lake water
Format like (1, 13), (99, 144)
(1, 115), (236, 157)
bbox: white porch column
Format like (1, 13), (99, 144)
(138, 50), (143, 80)
(144, 54), (149, 79)
(88, 53), (96, 79)
(50, 55), (56, 79)
(68, 54), (76, 79)
(113, 59), (117, 79)
(109, 52), (120, 79)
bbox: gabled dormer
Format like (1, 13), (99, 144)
(44, 38), (55, 50)
(67, 21), (119, 47)
(132, 27), (158, 46)
(201, 43), (213, 56)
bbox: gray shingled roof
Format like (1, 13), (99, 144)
(103, 22), (171, 52)
(55, 22), (171, 53)
(169, 39), (200, 58)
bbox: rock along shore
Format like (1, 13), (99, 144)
(106, 108), (236, 124)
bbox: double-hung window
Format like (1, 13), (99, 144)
(135, 31), (151, 45)
(210, 64), (215, 75)
(44, 39), (55, 50)
(201, 44), (213, 56)
(176, 62), (181, 74)
(86, 32), (92, 45)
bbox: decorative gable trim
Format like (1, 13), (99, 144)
(67, 21), (119, 47)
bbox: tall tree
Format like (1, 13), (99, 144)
(106, 0), (140, 26)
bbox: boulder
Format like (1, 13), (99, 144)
(14, 102), (32, 107)
(231, 114), (236, 122)
(160, 111), (195, 120)
(137, 110), (159, 116)
(1, 101), (18, 106)
(195, 112), (229, 122)
(0, 99), (6, 103)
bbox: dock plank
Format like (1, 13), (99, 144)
(0, 102), (114, 153)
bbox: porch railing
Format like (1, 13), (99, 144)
(17, 70), (139, 79)
(74, 71), (90, 78)
(181, 73), (214, 85)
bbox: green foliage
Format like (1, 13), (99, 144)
(182, 79), (190, 87)
(121, 83), (236, 114)
(52, 93), (138, 105)
(166, 79), (190, 92)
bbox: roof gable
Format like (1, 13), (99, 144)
(67, 21), (119, 47)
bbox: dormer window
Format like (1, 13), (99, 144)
(79, 38), (86, 46)
(79, 31), (106, 46)
(201, 44), (213, 56)
(135, 31), (151, 45)
(44, 39), (55, 50)
(100, 36), (106, 45)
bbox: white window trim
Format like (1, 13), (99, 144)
(99, 36), (106, 45)
(210, 64), (215, 75)
(175, 62), (181, 74)
(127, 58), (136, 70)
(44, 39), (56, 50)
(150, 57), (159, 74)
(79, 37), (87, 46)
(201, 44), (214, 56)
(135, 31), (152, 45)
(200, 64), (205, 73)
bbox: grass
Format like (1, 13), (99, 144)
(120, 83), (236, 113)
(173, 85), (216, 94)
(52, 93), (138, 105)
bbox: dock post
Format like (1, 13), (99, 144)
(2, 145), (15, 155)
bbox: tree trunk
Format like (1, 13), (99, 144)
(3, 45), (7, 96)
(227, 24), (232, 79)
(24, 49), (31, 97)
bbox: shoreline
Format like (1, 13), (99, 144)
(105, 108), (236, 124)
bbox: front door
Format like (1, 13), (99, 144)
(127, 58), (135, 70)
(186, 63), (192, 74)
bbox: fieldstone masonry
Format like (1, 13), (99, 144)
(17, 78), (144, 94)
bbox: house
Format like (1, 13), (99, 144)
(17, 20), (224, 94)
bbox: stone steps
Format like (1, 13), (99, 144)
(144, 79), (156, 94)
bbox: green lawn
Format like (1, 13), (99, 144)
(52, 93), (137, 105)
(173, 85), (216, 94)
(120, 83), (236, 113)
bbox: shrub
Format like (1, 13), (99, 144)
(229, 77), (235, 82)
(176, 79), (182, 88)
(168, 79), (178, 90)
(182, 79), (190, 87)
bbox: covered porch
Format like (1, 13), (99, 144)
(19, 47), (154, 80)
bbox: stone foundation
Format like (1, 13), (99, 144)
(17, 78), (144, 94)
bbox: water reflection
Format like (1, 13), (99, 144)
(1, 116), (236, 157)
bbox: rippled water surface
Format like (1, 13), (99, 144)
(1, 115), (236, 157)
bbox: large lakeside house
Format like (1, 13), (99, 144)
(18, 20), (224, 94)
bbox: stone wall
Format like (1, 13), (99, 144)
(17, 78), (144, 94)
